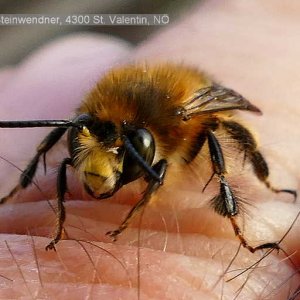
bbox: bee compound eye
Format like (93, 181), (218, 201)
(121, 128), (155, 184)
(73, 113), (94, 128)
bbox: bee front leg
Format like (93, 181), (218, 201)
(45, 157), (72, 251)
(106, 159), (167, 241)
(207, 130), (281, 253)
(0, 127), (67, 203)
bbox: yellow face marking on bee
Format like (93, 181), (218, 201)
(81, 126), (90, 137)
(75, 130), (122, 196)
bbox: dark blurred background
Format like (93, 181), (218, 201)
(0, 0), (199, 67)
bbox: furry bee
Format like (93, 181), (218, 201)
(0, 64), (296, 251)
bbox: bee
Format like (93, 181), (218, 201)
(0, 63), (296, 251)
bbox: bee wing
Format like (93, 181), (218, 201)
(180, 84), (261, 119)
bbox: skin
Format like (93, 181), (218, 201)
(0, 1), (299, 299)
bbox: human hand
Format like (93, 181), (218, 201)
(0, 2), (299, 299)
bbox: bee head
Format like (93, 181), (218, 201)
(68, 114), (155, 198)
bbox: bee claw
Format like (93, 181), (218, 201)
(106, 230), (121, 242)
(45, 241), (57, 251)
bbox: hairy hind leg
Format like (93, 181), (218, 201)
(0, 127), (67, 203)
(221, 120), (297, 200)
(207, 130), (282, 253)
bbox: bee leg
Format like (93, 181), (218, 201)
(207, 130), (280, 253)
(106, 159), (167, 241)
(45, 157), (72, 251)
(221, 120), (297, 200)
(0, 127), (67, 204)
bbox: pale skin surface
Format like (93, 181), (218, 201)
(0, 1), (300, 299)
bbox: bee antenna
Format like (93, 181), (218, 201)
(0, 120), (80, 129)
(123, 135), (162, 183)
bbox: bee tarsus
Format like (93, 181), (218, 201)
(45, 157), (72, 251)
